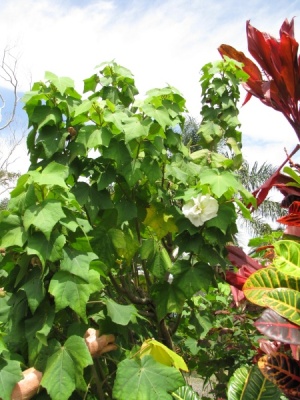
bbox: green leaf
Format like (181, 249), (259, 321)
(30, 161), (69, 188)
(264, 288), (300, 326)
(172, 385), (201, 400)
(41, 336), (93, 400)
(152, 282), (186, 321)
(73, 99), (92, 117)
(243, 267), (300, 307)
(198, 121), (223, 144)
(273, 240), (300, 277)
(228, 365), (283, 400)
(27, 231), (66, 267)
(36, 125), (67, 158)
(0, 213), (27, 248)
(24, 200), (66, 240)
(206, 202), (236, 233)
(20, 268), (45, 313)
(123, 116), (149, 143)
(60, 248), (98, 282)
(149, 247), (172, 279)
(173, 261), (214, 298)
(83, 74), (98, 93)
(45, 71), (74, 95)
(106, 298), (138, 325)
(113, 355), (185, 400)
(141, 158), (162, 184)
(25, 301), (55, 347)
(31, 106), (62, 130)
(140, 339), (188, 371)
(0, 358), (22, 400)
(200, 168), (240, 197)
(49, 271), (89, 321)
(141, 103), (174, 130)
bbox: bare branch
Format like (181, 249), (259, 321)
(0, 46), (19, 131)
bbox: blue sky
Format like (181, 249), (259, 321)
(0, 0), (300, 173)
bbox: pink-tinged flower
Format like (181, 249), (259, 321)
(219, 19), (300, 140)
(182, 194), (218, 227)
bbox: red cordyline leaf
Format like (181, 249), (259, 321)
(249, 144), (300, 207)
(225, 245), (265, 305)
(219, 18), (300, 139)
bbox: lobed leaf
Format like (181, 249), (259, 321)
(113, 355), (185, 400)
(41, 336), (92, 400)
(0, 359), (22, 400)
(106, 298), (138, 326)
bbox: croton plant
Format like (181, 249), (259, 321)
(220, 18), (300, 399)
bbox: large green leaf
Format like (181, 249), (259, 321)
(227, 365), (283, 400)
(243, 267), (300, 306)
(49, 270), (98, 322)
(113, 355), (185, 400)
(20, 267), (45, 313)
(28, 161), (69, 189)
(60, 248), (98, 282)
(141, 103), (174, 130)
(198, 121), (223, 144)
(41, 336), (93, 400)
(31, 105), (62, 130)
(123, 116), (149, 143)
(264, 288), (300, 326)
(106, 298), (138, 325)
(0, 358), (22, 400)
(200, 168), (241, 197)
(152, 282), (186, 321)
(36, 125), (67, 158)
(27, 231), (66, 267)
(77, 125), (112, 149)
(24, 200), (66, 240)
(258, 353), (300, 400)
(273, 240), (300, 278)
(0, 213), (27, 248)
(148, 247), (172, 279)
(44, 71), (75, 95)
(173, 261), (214, 298)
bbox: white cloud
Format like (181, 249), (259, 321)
(0, 0), (299, 173)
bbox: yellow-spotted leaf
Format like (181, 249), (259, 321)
(140, 338), (188, 372)
(243, 266), (300, 307)
(263, 288), (300, 326)
(143, 204), (178, 239)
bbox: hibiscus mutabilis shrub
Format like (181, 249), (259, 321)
(0, 60), (253, 399)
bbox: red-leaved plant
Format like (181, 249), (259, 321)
(221, 19), (300, 399)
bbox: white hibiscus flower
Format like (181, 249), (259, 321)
(182, 194), (219, 227)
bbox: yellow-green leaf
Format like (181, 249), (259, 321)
(140, 338), (188, 372)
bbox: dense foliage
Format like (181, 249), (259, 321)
(1, 16), (300, 400)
